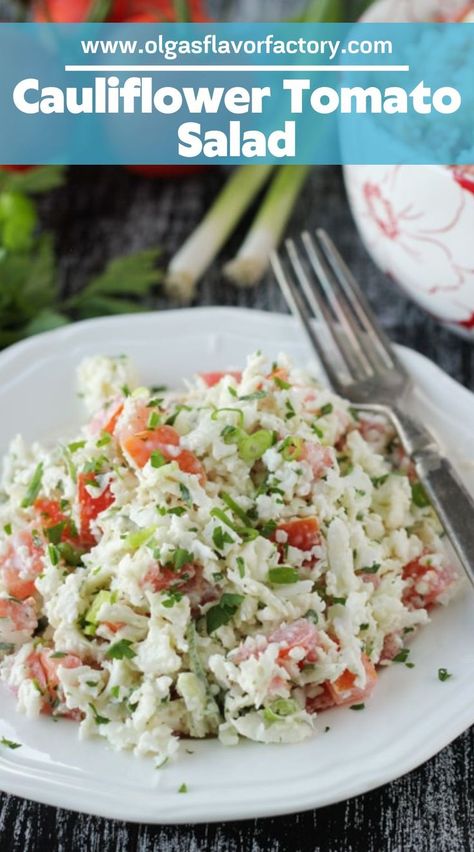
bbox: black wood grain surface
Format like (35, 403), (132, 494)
(1, 162), (473, 852)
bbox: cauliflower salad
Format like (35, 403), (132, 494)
(0, 352), (458, 764)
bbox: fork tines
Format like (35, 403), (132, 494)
(271, 229), (403, 395)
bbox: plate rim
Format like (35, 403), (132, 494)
(0, 306), (473, 823)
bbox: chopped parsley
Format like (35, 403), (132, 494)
(68, 440), (86, 453)
(393, 648), (410, 664)
(179, 483), (192, 505)
(319, 403), (333, 417)
(206, 593), (244, 634)
(105, 639), (136, 660)
(0, 736), (21, 749)
(212, 525), (233, 551)
(162, 590), (183, 608)
(89, 703), (110, 725)
(350, 703), (365, 711)
(3, 523), (12, 535)
(178, 783), (188, 793)
(411, 482), (431, 508)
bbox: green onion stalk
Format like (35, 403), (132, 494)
(165, 0), (348, 302)
(165, 164), (275, 302)
(223, 164), (312, 287)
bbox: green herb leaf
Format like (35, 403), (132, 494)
(393, 648), (410, 664)
(350, 703), (365, 711)
(105, 639), (136, 661)
(150, 450), (167, 469)
(239, 390), (267, 402)
(89, 703), (110, 725)
(178, 782), (188, 793)
(206, 593), (244, 634)
(411, 482), (431, 508)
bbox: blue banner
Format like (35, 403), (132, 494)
(0, 23), (472, 165)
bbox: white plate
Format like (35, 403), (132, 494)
(0, 307), (473, 824)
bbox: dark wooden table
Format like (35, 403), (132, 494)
(1, 162), (473, 852)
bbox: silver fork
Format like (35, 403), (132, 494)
(271, 228), (474, 587)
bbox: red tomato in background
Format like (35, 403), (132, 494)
(29, 0), (211, 178)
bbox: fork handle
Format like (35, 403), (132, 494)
(388, 406), (474, 587)
(413, 451), (474, 587)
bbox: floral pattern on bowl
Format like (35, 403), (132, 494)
(343, 0), (474, 338)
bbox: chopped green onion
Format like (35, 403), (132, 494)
(211, 507), (258, 542)
(273, 376), (291, 390)
(238, 430), (273, 463)
(212, 526), (233, 551)
(221, 425), (242, 445)
(239, 390), (267, 402)
(48, 543), (59, 566)
(178, 783), (188, 794)
(0, 736), (22, 749)
(179, 483), (192, 505)
(356, 563), (380, 575)
(263, 698), (297, 724)
(220, 492), (253, 527)
(236, 557), (246, 578)
(147, 410), (160, 430)
(211, 408), (244, 428)
(268, 566), (300, 585)
(21, 462), (44, 508)
(350, 703), (365, 711)
(280, 436), (303, 462)
(68, 440), (86, 453)
(125, 526), (156, 550)
(96, 432), (112, 448)
(150, 450), (167, 469)
(438, 667), (452, 682)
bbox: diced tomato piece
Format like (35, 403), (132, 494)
(0, 597), (37, 634)
(143, 562), (217, 611)
(27, 649), (82, 715)
(143, 561), (197, 593)
(200, 371), (242, 388)
(103, 402), (125, 435)
(77, 473), (115, 548)
(269, 618), (322, 664)
(380, 631), (403, 662)
(175, 450), (206, 484)
(34, 498), (80, 545)
(269, 367), (290, 383)
(0, 531), (44, 599)
(103, 621), (125, 634)
(302, 442), (334, 479)
(118, 406), (206, 482)
(274, 517), (320, 552)
(38, 650), (82, 689)
(402, 556), (457, 610)
(326, 654), (377, 707)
